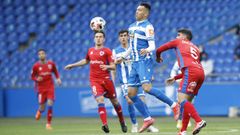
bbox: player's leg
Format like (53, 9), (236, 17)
(46, 99), (54, 130)
(35, 92), (46, 120)
(105, 80), (127, 133)
(139, 59), (180, 120)
(91, 81), (109, 133)
(121, 84), (137, 132)
(178, 68), (206, 134)
(138, 88), (159, 133)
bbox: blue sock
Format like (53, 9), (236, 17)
(148, 87), (174, 107)
(179, 100), (187, 120)
(128, 104), (137, 124)
(130, 95), (150, 119)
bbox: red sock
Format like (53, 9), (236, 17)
(98, 104), (108, 125)
(114, 104), (125, 123)
(181, 107), (190, 132)
(47, 106), (53, 124)
(184, 101), (202, 123)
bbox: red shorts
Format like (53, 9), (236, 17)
(178, 67), (205, 96)
(37, 87), (55, 104)
(90, 78), (116, 99)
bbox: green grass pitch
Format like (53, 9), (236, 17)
(0, 117), (239, 135)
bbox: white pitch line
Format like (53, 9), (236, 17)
(215, 129), (239, 133)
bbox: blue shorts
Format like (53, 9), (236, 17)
(128, 59), (153, 87)
(121, 84), (145, 97)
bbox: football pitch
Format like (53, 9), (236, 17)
(0, 117), (239, 135)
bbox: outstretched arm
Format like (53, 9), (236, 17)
(64, 59), (89, 70)
(156, 39), (179, 61)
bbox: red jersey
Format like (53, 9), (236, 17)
(156, 39), (203, 70)
(31, 60), (60, 92)
(86, 47), (114, 81)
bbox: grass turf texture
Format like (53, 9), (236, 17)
(0, 117), (239, 135)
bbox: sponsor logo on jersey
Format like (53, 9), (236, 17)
(90, 51), (93, 55)
(90, 60), (104, 64)
(39, 67), (42, 71)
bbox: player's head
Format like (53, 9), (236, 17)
(177, 29), (193, 41)
(118, 30), (129, 46)
(94, 30), (105, 46)
(136, 2), (151, 21)
(38, 49), (46, 61)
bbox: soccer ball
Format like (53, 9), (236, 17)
(90, 17), (106, 31)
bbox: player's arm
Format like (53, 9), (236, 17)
(100, 49), (116, 71)
(140, 25), (156, 55)
(31, 65), (43, 82)
(64, 59), (89, 70)
(52, 62), (62, 85)
(156, 39), (179, 63)
(165, 73), (183, 85)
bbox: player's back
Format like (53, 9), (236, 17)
(87, 47), (113, 81)
(113, 46), (131, 84)
(175, 39), (203, 70)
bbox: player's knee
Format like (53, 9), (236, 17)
(96, 96), (104, 103)
(142, 84), (152, 92)
(47, 99), (54, 106)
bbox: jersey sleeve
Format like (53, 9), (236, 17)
(85, 49), (90, 60)
(145, 24), (155, 41)
(156, 39), (179, 57)
(31, 64), (38, 81)
(112, 49), (116, 60)
(106, 49), (114, 63)
(51, 62), (60, 79)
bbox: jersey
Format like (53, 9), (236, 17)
(86, 47), (114, 81)
(156, 39), (203, 70)
(128, 19), (155, 61)
(112, 46), (131, 84)
(113, 46), (145, 97)
(31, 60), (59, 92)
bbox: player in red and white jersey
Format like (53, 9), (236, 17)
(31, 49), (62, 130)
(156, 29), (206, 135)
(64, 31), (127, 133)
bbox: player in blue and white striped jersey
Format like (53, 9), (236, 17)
(112, 30), (158, 133)
(117, 2), (180, 132)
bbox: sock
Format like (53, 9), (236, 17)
(148, 87), (174, 106)
(181, 100), (202, 123)
(113, 104), (125, 123)
(130, 95), (150, 119)
(98, 103), (108, 125)
(47, 106), (53, 124)
(128, 104), (137, 124)
(181, 106), (191, 132)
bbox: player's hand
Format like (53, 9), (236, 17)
(36, 76), (43, 82)
(140, 49), (148, 56)
(156, 57), (163, 63)
(57, 78), (62, 85)
(115, 57), (123, 64)
(165, 77), (175, 85)
(100, 65), (108, 70)
(64, 64), (73, 70)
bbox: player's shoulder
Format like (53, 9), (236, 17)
(113, 46), (122, 52)
(47, 60), (55, 65)
(129, 22), (137, 28)
(33, 61), (40, 67)
(103, 47), (112, 52)
(143, 20), (153, 27)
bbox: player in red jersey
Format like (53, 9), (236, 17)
(31, 49), (62, 130)
(156, 29), (207, 135)
(64, 31), (127, 133)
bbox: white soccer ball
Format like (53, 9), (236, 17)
(90, 17), (106, 31)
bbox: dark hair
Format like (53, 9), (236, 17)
(38, 48), (46, 53)
(94, 30), (105, 38)
(140, 2), (151, 12)
(177, 28), (193, 41)
(118, 30), (128, 35)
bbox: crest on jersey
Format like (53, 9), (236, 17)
(39, 67), (42, 71)
(90, 51), (93, 55)
(148, 28), (154, 36)
(48, 64), (52, 69)
(100, 51), (104, 56)
(187, 81), (197, 92)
